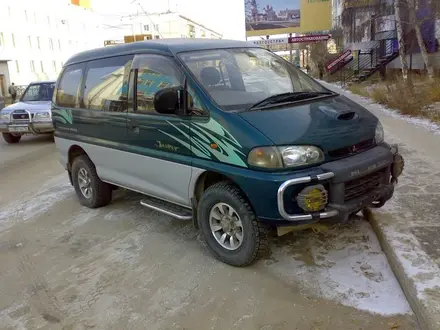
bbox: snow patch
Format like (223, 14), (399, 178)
(267, 220), (412, 316)
(0, 174), (72, 233)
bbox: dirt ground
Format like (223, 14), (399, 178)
(0, 139), (418, 330)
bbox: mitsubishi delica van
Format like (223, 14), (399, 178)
(52, 39), (404, 267)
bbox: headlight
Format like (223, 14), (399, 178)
(0, 112), (10, 122)
(375, 122), (384, 144)
(248, 145), (324, 169)
(247, 146), (283, 169)
(34, 112), (51, 120)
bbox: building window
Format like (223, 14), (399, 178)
(155, 35), (160, 39)
(56, 64), (84, 108)
(28, 36), (32, 48)
(0, 33), (4, 46)
(11, 33), (15, 47)
(34, 12), (37, 24)
(40, 61), (44, 72)
(52, 61), (57, 72)
(49, 38), (53, 50)
(15, 61), (19, 73)
(37, 37), (41, 49)
(58, 39), (61, 51)
(201, 30), (206, 37)
(187, 24), (195, 38)
(83, 55), (133, 112)
(144, 25), (149, 31)
(47, 16), (51, 27)
(24, 10), (28, 21)
(154, 24), (159, 31)
(30, 61), (35, 72)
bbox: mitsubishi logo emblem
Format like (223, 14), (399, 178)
(351, 145), (357, 153)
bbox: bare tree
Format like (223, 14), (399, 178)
(407, 0), (435, 79)
(394, 0), (412, 84)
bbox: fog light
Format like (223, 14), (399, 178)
(296, 184), (328, 212)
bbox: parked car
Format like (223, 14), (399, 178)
(0, 80), (56, 144)
(52, 39), (405, 266)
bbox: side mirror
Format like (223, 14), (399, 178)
(153, 86), (182, 115)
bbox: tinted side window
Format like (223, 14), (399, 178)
(134, 55), (183, 113)
(83, 55), (133, 112)
(56, 64), (84, 108)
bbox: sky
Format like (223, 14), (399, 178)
(92, 0), (247, 40)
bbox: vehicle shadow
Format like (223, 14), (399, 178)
(0, 134), (53, 146)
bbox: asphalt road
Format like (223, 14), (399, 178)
(0, 136), (417, 330)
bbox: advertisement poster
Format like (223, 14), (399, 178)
(245, 0), (332, 37)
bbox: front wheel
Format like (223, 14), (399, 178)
(198, 182), (269, 267)
(71, 155), (112, 208)
(2, 133), (21, 144)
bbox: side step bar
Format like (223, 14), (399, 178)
(140, 196), (192, 220)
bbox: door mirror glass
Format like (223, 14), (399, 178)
(153, 86), (182, 115)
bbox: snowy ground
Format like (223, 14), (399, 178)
(0, 139), (419, 329)
(322, 81), (440, 329)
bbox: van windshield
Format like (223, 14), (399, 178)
(178, 47), (328, 111)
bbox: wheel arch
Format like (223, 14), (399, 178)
(191, 170), (256, 229)
(68, 144), (88, 170)
(67, 145), (89, 185)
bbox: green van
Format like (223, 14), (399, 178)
(53, 39), (404, 266)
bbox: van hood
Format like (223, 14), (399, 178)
(238, 95), (378, 156)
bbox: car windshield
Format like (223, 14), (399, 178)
(178, 47), (328, 111)
(21, 83), (55, 102)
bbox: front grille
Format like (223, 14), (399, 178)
(344, 170), (383, 201)
(329, 139), (374, 158)
(12, 113), (30, 120)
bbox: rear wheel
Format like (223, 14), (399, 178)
(71, 155), (112, 208)
(198, 182), (269, 267)
(2, 133), (21, 144)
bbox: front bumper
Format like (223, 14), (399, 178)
(0, 122), (54, 134)
(277, 144), (403, 222)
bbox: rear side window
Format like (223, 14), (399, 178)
(83, 55), (133, 112)
(56, 64), (84, 108)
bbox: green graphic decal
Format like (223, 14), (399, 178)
(52, 109), (73, 125)
(159, 118), (247, 167)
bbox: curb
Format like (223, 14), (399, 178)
(369, 213), (440, 330)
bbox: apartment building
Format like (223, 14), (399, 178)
(0, 0), (104, 96)
(104, 12), (222, 45)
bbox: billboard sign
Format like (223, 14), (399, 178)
(245, 0), (332, 37)
(288, 34), (331, 43)
(71, 0), (91, 8)
(250, 34), (331, 46)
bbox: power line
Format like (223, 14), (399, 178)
(134, 1), (164, 38)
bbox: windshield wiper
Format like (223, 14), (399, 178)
(247, 91), (336, 111)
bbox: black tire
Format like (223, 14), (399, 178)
(71, 155), (112, 208)
(2, 133), (21, 144)
(197, 181), (269, 267)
